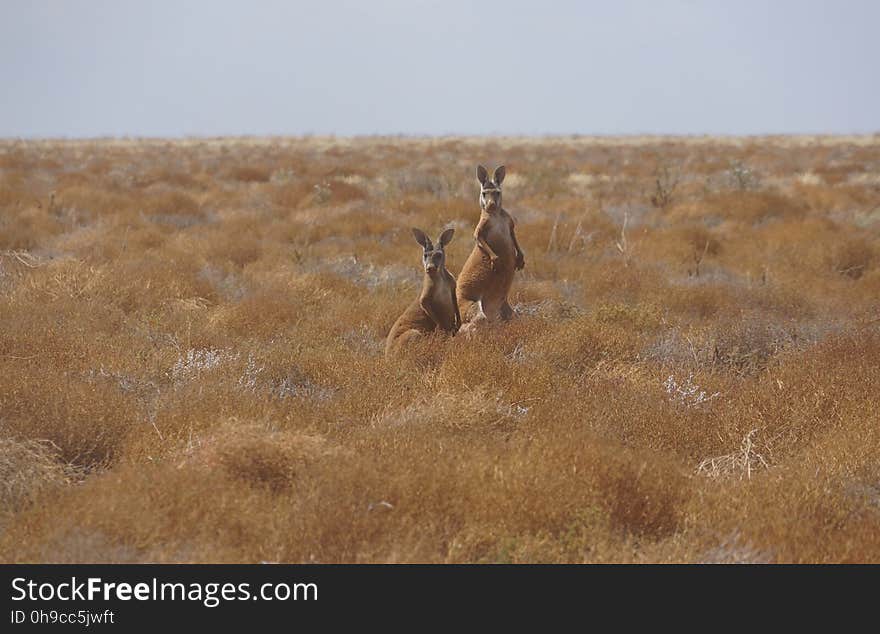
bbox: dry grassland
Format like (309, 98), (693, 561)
(1, 135), (879, 562)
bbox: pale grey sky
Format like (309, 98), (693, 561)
(1, 0), (878, 137)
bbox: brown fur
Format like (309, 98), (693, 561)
(386, 228), (461, 356)
(457, 165), (525, 322)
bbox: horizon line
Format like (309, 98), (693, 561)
(3, 131), (879, 144)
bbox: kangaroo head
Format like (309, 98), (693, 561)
(412, 227), (454, 275)
(477, 164), (506, 213)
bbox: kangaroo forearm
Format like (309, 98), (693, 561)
(476, 237), (497, 259)
(474, 218), (497, 260)
(509, 222), (524, 257)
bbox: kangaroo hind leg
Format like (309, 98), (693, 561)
(386, 329), (422, 357)
(500, 299), (515, 321)
(457, 294), (484, 324)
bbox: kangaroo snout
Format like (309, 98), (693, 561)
(426, 252), (442, 272)
(480, 189), (501, 211)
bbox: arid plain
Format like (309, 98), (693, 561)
(1, 135), (878, 562)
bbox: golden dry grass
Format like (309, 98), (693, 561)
(1, 135), (879, 563)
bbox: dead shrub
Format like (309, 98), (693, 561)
(0, 438), (82, 512)
(531, 314), (640, 374)
(209, 427), (335, 493)
(142, 190), (202, 216)
(829, 235), (875, 279)
(270, 181), (314, 208)
(673, 191), (807, 225)
(225, 165), (272, 183)
(711, 319), (795, 374)
(0, 206), (64, 250)
(596, 454), (686, 538)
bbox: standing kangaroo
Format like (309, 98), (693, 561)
(385, 228), (461, 357)
(457, 165), (525, 324)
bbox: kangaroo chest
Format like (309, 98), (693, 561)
(430, 277), (453, 307)
(484, 214), (515, 256)
(425, 276), (456, 328)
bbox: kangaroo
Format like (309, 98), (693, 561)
(385, 227), (461, 357)
(456, 165), (525, 324)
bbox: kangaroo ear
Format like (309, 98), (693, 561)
(411, 227), (432, 250)
(493, 165), (506, 185)
(476, 165), (489, 185)
(438, 227), (455, 248)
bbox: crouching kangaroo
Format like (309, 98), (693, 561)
(457, 165), (525, 324)
(385, 228), (461, 357)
